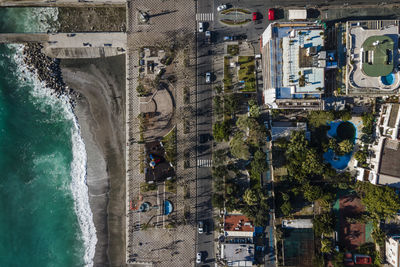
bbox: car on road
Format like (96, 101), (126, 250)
(198, 221), (204, 234)
(196, 252), (202, 264)
(199, 133), (211, 144)
(252, 12), (258, 21)
(198, 22), (204, 32)
(205, 31), (211, 44)
(205, 72), (211, 83)
(217, 4), (227, 12)
(223, 36), (233, 41)
(268, 8), (275, 21)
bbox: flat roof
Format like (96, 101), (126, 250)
(271, 122), (310, 141)
(361, 35), (394, 77)
(222, 243), (254, 266)
(282, 219), (313, 229)
(379, 139), (400, 179)
(224, 215), (254, 232)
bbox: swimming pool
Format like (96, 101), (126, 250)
(381, 73), (395, 85)
(324, 120), (358, 170)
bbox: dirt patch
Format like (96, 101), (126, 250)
(339, 195), (365, 250)
(58, 7), (126, 32)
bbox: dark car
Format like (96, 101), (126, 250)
(235, 34), (247, 40)
(199, 134), (212, 144)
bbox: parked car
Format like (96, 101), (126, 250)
(217, 4), (227, 12)
(198, 221), (204, 234)
(252, 12), (258, 21)
(268, 8), (275, 20)
(198, 22), (204, 32)
(199, 133), (211, 144)
(223, 36), (233, 41)
(196, 252), (202, 264)
(205, 72), (211, 83)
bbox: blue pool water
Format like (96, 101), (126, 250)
(381, 73), (395, 85)
(323, 149), (353, 170)
(164, 200), (173, 215)
(324, 121), (358, 170)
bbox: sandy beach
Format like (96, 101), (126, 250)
(60, 55), (126, 266)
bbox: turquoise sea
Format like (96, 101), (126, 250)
(0, 8), (96, 266)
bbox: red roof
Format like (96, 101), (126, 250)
(224, 215), (254, 232)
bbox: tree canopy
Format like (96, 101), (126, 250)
(230, 132), (250, 160)
(308, 111), (335, 128)
(356, 182), (400, 221)
(213, 119), (231, 142)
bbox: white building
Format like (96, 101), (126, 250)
(386, 236), (400, 267)
(261, 22), (328, 109)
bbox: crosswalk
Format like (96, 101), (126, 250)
(197, 159), (212, 168)
(196, 13), (214, 21)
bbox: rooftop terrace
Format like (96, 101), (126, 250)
(361, 35), (394, 77)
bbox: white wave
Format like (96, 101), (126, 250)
(20, 7), (60, 33)
(10, 44), (97, 266)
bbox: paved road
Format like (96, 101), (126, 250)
(196, 0), (215, 265)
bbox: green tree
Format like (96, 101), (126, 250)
(281, 201), (292, 216)
(308, 111), (335, 128)
(313, 212), (335, 236)
(356, 182), (400, 221)
(250, 150), (268, 177)
(248, 99), (261, 118)
(243, 188), (259, 206)
(362, 113), (374, 135)
(354, 150), (368, 164)
(303, 183), (323, 202)
(321, 238), (333, 254)
(230, 132), (250, 160)
(224, 94), (238, 116)
(338, 139), (353, 154)
(302, 149), (323, 174)
(213, 96), (223, 116)
(213, 119), (231, 142)
(328, 138), (338, 152)
(136, 83), (147, 96)
(212, 193), (224, 209)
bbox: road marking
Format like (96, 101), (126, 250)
(197, 159), (212, 168)
(196, 13), (214, 21)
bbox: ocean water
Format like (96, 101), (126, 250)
(0, 8), (96, 266)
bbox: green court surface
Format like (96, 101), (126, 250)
(362, 35), (394, 77)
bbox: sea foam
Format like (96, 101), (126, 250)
(10, 44), (97, 267)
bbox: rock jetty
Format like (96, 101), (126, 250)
(22, 43), (80, 105)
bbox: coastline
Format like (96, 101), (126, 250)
(60, 55), (126, 266)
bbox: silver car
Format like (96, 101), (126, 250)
(206, 72), (211, 83)
(217, 4), (227, 11)
(196, 252), (202, 264)
(198, 22), (204, 32)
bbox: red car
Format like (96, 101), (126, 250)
(252, 12), (258, 21)
(268, 8), (275, 21)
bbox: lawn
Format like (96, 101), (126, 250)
(227, 44), (239, 56)
(238, 56), (256, 92)
(223, 56), (233, 91)
(162, 127), (177, 166)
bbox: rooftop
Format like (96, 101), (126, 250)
(271, 122), (310, 141)
(282, 219), (313, 229)
(224, 215), (254, 233)
(221, 243), (254, 266)
(378, 139), (400, 181)
(361, 35), (394, 77)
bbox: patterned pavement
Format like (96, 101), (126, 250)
(125, 0), (197, 266)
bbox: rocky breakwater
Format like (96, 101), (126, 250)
(22, 43), (80, 105)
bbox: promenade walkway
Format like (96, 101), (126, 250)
(125, 0), (197, 266)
